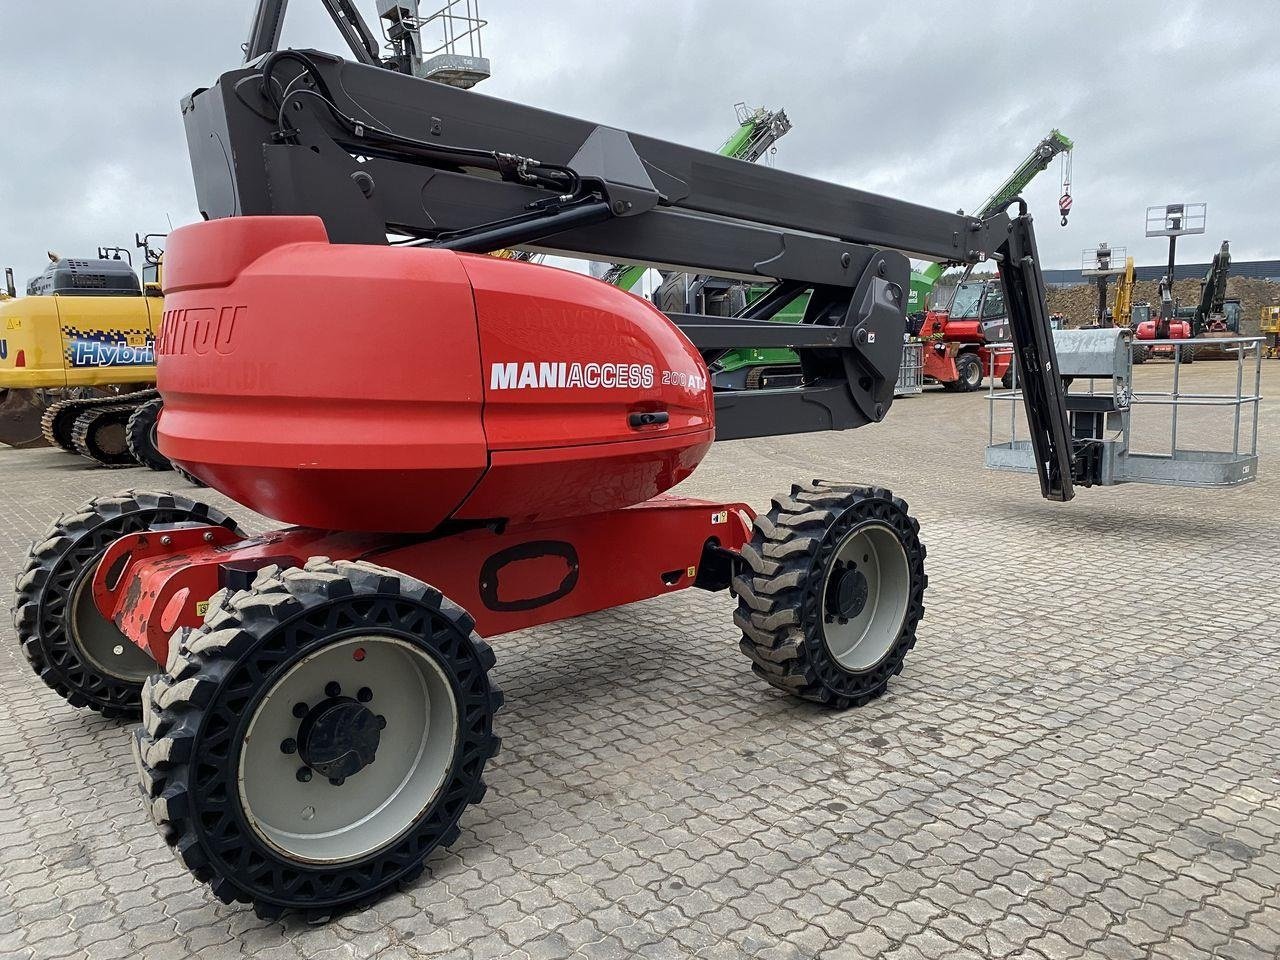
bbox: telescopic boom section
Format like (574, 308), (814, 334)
(181, 50), (1075, 500)
(245, 0), (383, 66)
(603, 104), (792, 290)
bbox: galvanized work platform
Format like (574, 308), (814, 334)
(987, 331), (1262, 488)
(1, 360), (1278, 959)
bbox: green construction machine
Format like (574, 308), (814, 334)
(704, 128), (1074, 389)
(911, 129), (1074, 309)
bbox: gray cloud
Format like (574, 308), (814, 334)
(1, 0), (1276, 287)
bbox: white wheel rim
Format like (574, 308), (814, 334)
(68, 568), (156, 682)
(820, 523), (911, 672)
(237, 635), (459, 863)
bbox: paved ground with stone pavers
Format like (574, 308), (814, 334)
(1, 360), (1277, 960)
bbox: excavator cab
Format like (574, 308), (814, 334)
(136, 232), (166, 297)
(141, 262), (161, 294)
(1222, 298), (1242, 334)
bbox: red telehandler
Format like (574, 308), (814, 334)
(13, 0), (1082, 920)
(917, 276), (1015, 390)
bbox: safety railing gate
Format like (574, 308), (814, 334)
(894, 338), (924, 397)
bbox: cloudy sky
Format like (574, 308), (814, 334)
(0, 1), (1275, 287)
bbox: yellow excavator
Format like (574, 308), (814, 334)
(1114, 256), (1135, 327)
(1263, 305), (1280, 359)
(0, 234), (171, 468)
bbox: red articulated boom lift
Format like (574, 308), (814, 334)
(13, 0), (1081, 920)
(1132, 203), (1206, 362)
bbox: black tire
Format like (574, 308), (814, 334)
(1180, 344), (1197, 364)
(1000, 362), (1015, 390)
(733, 482), (926, 709)
(173, 464), (207, 488)
(1132, 345), (1150, 365)
(72, 405), (138, 467)
(126, 398), (172, 471)
(132, 559), (503, 920)
(13, 491), (242, 718)
(944, 352), (983, 392)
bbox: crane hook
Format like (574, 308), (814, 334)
(1058, 151), (1073, 227)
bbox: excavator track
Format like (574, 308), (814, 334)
(744, 365), (804, 390)
(71, 404), (141, 467)
(75, 402), (154, 468)
(41, 390), (158, 458)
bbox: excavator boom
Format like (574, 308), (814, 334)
(1194, 240), (1232, 333)
(1114, 256), (1135, 326)
(721, 104), (793, 164)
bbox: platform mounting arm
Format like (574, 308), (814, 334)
(244, 0), (382, 66)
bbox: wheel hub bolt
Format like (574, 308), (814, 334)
(357, 687), (373, 703)
(376, 715), (387, 729)
(826, 559), (869, 623)
(292, 701), (309, 719)
(281, 738), (297, 755)
(296, 767), (312, 783)
(296, 698), (383, 781)
(325, 681), (342, 698)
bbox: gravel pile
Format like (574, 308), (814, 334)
(1046, 276), (1280, 333)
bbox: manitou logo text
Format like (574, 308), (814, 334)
(159, 306), (242, 356)
(490, 361), (656, 391)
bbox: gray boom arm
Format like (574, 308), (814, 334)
(181, 48), (1077, 501)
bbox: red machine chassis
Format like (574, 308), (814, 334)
(921, 340), (1011, 385)
(93, 496), (755, 665)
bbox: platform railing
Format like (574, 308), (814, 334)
(1129, 338), (1263, 461)
(985, 334), (1263, 488)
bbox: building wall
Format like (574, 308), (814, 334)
(1044, 259), (1280, 287)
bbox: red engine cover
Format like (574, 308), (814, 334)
(158, 217), (713, 533)
(1135, 319), (1192, 341)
